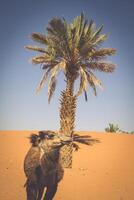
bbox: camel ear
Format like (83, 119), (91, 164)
(29, 134), (39, 146)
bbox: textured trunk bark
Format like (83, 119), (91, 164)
(59, 78), (76, 168)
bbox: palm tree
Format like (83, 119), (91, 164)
(26, 13), (116, 167)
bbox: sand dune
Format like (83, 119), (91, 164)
(0, 131), (134, 200)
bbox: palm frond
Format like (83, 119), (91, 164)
(89, 71), (103, 89)
(75, 13), (86, 46)
(48, 79), (57, 103)
(42, 64), (54, 70)
(91, 25), (103, 41)
(92, 34), (108, 46)
(85, 71), (102, 96)
(84, 90), (88, 101)
(85, 20), (96, 39)
(31, 55), (46, 64)
(79, 24), (105, 56)
(31, 33), (48, 45)
(25, 45), (48, 54)
(76, 67), (88, 97)
(48, 18), (67, 36)
(91, 82), (97, 96)
(90, 48), (116, 60)
(47, 17), (71, 59)
(48, 60), (66, 102)
(36, 68), (52, 94)
(89, 62), (116, 73)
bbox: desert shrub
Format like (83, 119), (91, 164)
(105, 123), (119, 133)
(105, 124), (134, 134)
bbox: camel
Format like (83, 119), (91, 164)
(24, 130), (98, 200)
(24, 131), (73, 200)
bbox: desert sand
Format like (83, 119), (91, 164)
(0, 131), (134, 200)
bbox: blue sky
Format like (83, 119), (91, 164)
(0, 0), (134, 131)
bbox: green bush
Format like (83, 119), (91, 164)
(105, 124), (134, 134)
(105, 123), (119, 133)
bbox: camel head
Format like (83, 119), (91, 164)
(38, 131), (72, 152)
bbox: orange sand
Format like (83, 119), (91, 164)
(0, 131), (134, 200)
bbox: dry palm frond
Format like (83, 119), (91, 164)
(84, 70), (103, 96)
(47, 62), (61, 102)
(89, 62), (116, 73)
(84, 71), (100, 96)
(48, 79), (57, 103)
(36, 68), (51, 94)
(31, 56), (46, 64)
(76, 67), (88, 97)
(89, 71), (103, 89)
(42, 63), (56, 70)
(25, 45), (48, 54)
(90, 48), (116, 60)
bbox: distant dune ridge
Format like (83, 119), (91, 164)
(0, 131), (134, 200)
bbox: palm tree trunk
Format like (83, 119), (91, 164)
(59, 78), (76, 168)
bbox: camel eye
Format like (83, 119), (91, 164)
(48, 134), (55, 139)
